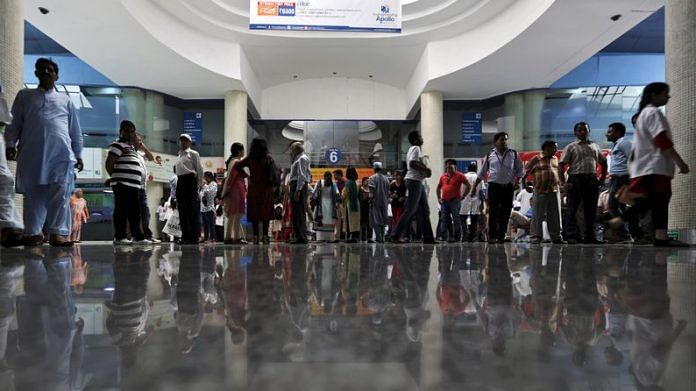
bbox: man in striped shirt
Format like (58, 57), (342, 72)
(105, 121), (148, 244)
(525, 140), (564, 244)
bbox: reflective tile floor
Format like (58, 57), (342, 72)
(0, 243), (694, 391)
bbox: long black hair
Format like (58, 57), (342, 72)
(637, 82), (669, 115)
(226, 142), (245, 168)
(248, 138), (269, 161)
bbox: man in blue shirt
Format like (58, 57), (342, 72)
(605, 122), (641, 241)
(5, 58), (83, 246)
(471, 132), (524, 243)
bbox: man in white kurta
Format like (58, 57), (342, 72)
(0, 82), (24, 247)
(4, 58), (83, 245)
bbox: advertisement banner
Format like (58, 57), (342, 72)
(250, 0), (401, 33)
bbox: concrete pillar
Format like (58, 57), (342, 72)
(420, 91), (444, 229)
(224, 90), (248, 158)
(0, 0), (24, 219)
(144, 91), (165, 152)
(523, 90), (545, 151)
(666, 0), (696, 243)
(504, 93), (525, 150)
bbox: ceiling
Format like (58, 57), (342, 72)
(25, 0), (664, 119)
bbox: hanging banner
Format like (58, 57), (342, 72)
(250, 1), (402, 33)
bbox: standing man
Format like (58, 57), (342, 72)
(605, 122), (640, 242)
(289, 142), (311, 244)
(436, 159), (470, 242)
(5, 58), (83, 246)
(175, 134), (204, 244)
(368, 162), (390, 243)
(332, 169), (346, 242)
(133, 130), (161, 243)
(559, 122), (607, 244)
(525, 141), (564, 244)
(0, 81), (24, 247)
(471, 132), (523, 243)
(390, 131), (435, 244)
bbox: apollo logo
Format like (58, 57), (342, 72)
(380, 4), (390, 13)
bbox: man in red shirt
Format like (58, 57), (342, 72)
(436, 159), (470, 242)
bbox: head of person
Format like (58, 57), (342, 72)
(361, 176), (370, 187)
(467, 162), (477, 173)
(493, 132), (508, 150)
(290, 141), (304, 158)
(75, 189), (83, 198)
(606, 122), (626, 143)
(204, 171), (214, 184)
(119, 120), (137, 144)
(373, 161), (383, 173)
(248, 138), (269, 161)
(445, 159), (457, 174)
(230, 142), (245, 159)
(333, 169), (344, 182)
(573, 122), (590, 141)
(394, 169), (403, 182)
(541, 140), (557, 158)
(34, 57), (59, 88)
(346, 167), (359, 181)
(323, 171), (333, 185)
(179, 133), (192, 150)
(639, 82), (670, 113)
(407, 130), (423, 146)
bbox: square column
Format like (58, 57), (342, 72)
(421, 91), (444, 229)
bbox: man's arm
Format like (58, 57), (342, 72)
(105, 153), (117, 176)
(193, 151), (204, 188)
(597, 146), (607, 183)
(68, 100), (84, 171)
(436, 179), (443, 201)
(4, 90), (23, 160)
(461, 177), (471, 199)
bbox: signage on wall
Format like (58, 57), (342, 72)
(325, 147), (342, 164)
(249, 0), (402, 33)
(183, 112), (203, 143)
(461, 112), (483, 144)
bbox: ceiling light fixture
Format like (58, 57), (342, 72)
(332, 72), (337, 75)
(610, 14), (621, 21)
(38, 7), (50, 14)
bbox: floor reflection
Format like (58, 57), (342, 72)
(0, 243), (693, 391)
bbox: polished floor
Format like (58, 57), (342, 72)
(0, 242), (694, 391)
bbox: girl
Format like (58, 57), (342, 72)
(221, 143), (247, 244)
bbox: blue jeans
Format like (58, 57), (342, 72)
(201, 210), (215, 241)
(439, 198), (461, 241)
(391, 179), (434, 242)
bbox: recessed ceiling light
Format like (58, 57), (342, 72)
(332, 72), (337, 75)
(368, 75), (373, 78)
(293, 75), (298, 79)
(38, 7), (50, 14)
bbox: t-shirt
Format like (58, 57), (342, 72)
(516, 189), (533, 214)
(630, 104), (675, 179)
(109, 141), (145, 189)
(438, 171), (467, 202)
(460, 172), (482, 215)
(157, 205), (167, 221)
(404, 145), (426, 182)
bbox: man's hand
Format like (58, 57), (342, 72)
(678, 161), (690, 174)
(75, 159), (84, 172)
(6, 147), (16, 161)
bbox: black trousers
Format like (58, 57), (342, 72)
(487, 183), (514, 241)
(565, 174), (599, 241)
(138, 188), (153, 239)
(113, 184), (144, 241)
(290, 181), (308, 242)
(176, 174), (201, 243)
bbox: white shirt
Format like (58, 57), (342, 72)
(516, 189), (533, 214)
(175, 148), (204, 187)
(630, 104), (675, 179)
(404, 145), (426, 182)
(157, 205), (167, 221)
(460, 172), (482, 215)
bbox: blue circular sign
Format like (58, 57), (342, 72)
(325, 147), (342, 164)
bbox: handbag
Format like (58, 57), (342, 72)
(162, 210), (182, 237)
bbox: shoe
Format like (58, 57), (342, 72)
(134, 239), (153, 245)
(503, 237), (513, 243)
(1, 229), (24, 248)
(236, 239), (248, 245)
(530, 238), (541, 245)
(654, 239), (691, 247)
(113, 239), (133, 245)
(148, 238), (162, 244)
(23, 234), (45, 247)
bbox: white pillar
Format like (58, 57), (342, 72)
(523, 90), (545, 151)
(0, 0), (24, 219)
(666, 0), (696, 243)
(224, 90), (248, 157)
(420, 91), (444, 229)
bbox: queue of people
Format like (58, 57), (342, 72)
(0, 60), (690, 248)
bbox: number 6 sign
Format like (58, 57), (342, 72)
(325, 148), (342, 165)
